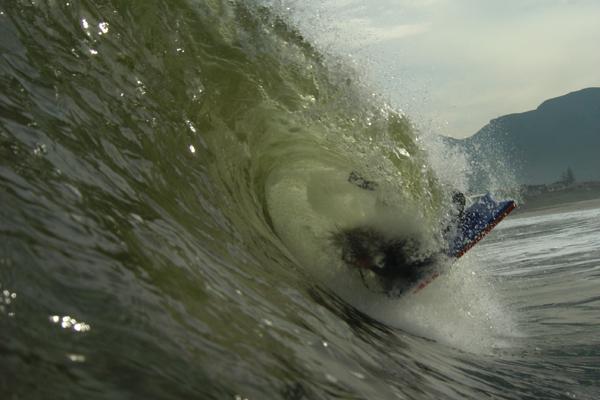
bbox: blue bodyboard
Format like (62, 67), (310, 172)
(413, 193), (516, 293)
(448, 193), (517, 258)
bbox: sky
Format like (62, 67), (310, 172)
(299, 0), (600, 138)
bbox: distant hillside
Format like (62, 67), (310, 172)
(447, 88), (600, 188)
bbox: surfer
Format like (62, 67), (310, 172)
(442, 190), (466, 244)
(333, 171), (442, 288)
(331, 225), (436, 294)
(338, 171), (516, 291)
(451, 190), (466, 219)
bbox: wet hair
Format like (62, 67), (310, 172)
(451, 191), (466, 214)
(331, 227), (434, 283)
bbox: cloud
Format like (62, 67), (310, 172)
(317, 0), (600, 137)
(415, 2), (600, 136)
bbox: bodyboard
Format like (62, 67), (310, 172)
(413, 193), (517, 293)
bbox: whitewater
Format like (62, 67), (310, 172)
(1, 1), (599, 399)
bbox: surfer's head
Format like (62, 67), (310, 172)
(332, 227), (434, 282)
(451, 190), (466, 217)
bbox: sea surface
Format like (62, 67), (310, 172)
(1, 1), (599, 399)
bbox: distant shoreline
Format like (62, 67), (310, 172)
(513, 181), (600, 216)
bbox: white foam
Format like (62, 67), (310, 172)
(266, 157), (518, 353)
(330, 254), (519, 353)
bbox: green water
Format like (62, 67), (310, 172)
(5, 1), (597, 399)
(1, 1), (445, 398)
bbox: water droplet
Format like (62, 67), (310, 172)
(49, 314), (91, 333)
(67, 354), (86, 363)
(186, 120), (197, 133)
(33, 143), (47, 156)
(73, 322), (91, 332)
(134, 79), (146, 95)
(98, 22), (109, 34)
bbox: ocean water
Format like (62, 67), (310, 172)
(1, 1), (599, 399)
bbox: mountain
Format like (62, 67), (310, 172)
(448, 88), (600, 187)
